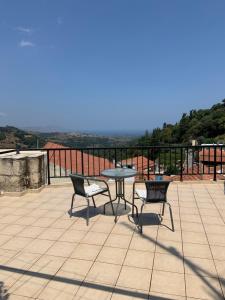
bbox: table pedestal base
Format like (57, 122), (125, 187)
(103, 178), (138, 222)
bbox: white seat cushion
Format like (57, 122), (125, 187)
(135, 189), (146, 200)
(85, 184), (107, 197)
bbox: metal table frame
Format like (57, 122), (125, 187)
(101, 168), (139, 222)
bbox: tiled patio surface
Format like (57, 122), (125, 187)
(0, 181), (225, 299)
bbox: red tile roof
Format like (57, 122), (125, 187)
(121, 156), (154, 171)
(199, 149), (225, 163)
(44, 142), (114, 176)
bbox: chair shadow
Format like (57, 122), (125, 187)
(69, 203), (131, 221)
(128, 212), (173, 232)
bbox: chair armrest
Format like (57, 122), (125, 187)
(85, 177), (110, 190)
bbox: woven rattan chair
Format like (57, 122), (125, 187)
(70, 174), (114, 225)
(133, 180), (174, 233)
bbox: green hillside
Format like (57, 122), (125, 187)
(138, 99), (225, 146)
(0, 126), (45, 149)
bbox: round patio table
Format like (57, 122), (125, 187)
(101, 168), (138, 222)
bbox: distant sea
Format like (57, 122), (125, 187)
(22, 126), (145, 137)
(84, 129), (145, 137)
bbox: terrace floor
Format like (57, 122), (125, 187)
(0, 181), (225, 299)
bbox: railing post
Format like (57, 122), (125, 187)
(147, 148), (150, 180)
(47, 150), (51, 185)
(213, 146), (217, 181)
(180, 147), (183, 182)
(81, 150), (84, 175)
(114, 148), (117, 168)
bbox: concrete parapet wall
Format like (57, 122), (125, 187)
(0, 151), (47, 194)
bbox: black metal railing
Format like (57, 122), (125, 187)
(42, 145), (225, 184)
(1, 146), (224, 184)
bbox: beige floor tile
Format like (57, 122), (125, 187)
(61, 258), (93, 278)
(204, 224), (225, 235)
(182, 231), (208, 244)
(81, 231), (108, 246)
(0, 234), (13, 246)
(112, 287), (148, 299)
(181, 221), (205, 233)
(38, 278), (80, 300)
(124, 249), (154, 269)
(50, 219), (74, 229)
(105, 234), (132, 249)
(183, 243), (212, 259)
(199, 208), (221, 217)
(157, 228), (182, 242)
(74, 282), (113, 300)
(0, 215), (22, 224)
(201, 215), (224, 225)
(184, 257), (217, 277)
(15, 217), (38, 226)
(32, 218), (56, 228)
(112, 224), (134, 236)
(129, 235), (155, 252)
(97, 246), (127, 265)
(186, 274), (223, 299)
(181, 214), (202, 223)
(38, 228), (65, 241)
(214, 259), (225, 278)
(150, 270), (185, 296)
(59, 229), (87, 243)
(117, 266), (151, 291)
(70, 243), (101, 261)
(70, 218), (95, 231)
(90, 222), (115, 233)
(2, 237), (33, 251)
(46, 241), (76, 257)
(24, 238), (55, 254)
(207, 233), (225, 246)
(17, 226), (45, 239)
(2, 224), (26, 236)
(154, 252), (184, 273)
(86, 262), (121, 285)
(11, 275), (49, 298)
(149, 291), (185, 299)
(211, 245), (225, 260)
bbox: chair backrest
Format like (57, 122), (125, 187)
(145, 180), (171, 202)
(70, 174), (86, 197)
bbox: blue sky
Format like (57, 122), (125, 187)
(0, 0), (225, 132)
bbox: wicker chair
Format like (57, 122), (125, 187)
(132, 180), (174, 233)
(70, 174), (114, 225)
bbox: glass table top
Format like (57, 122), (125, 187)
(101, 168), (137, 179)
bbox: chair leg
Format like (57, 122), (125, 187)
(167, 202), (174, 232)
(92, 196), (96, 208)
(86, 198), (90, 226)
(108, 190), (115, 215)
(70, 193), (75, 217)
(162, 202), (165, 216)
(139, 203), (145, 234)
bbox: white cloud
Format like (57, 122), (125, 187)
(15, 26), (33, 34)
(19, 40), (35, 48)
(57, 17), (63, 25)
(0, 112), (6, 117)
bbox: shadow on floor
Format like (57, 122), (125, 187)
(1, 265), (180, 300)
(122, 221), (225, 300)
